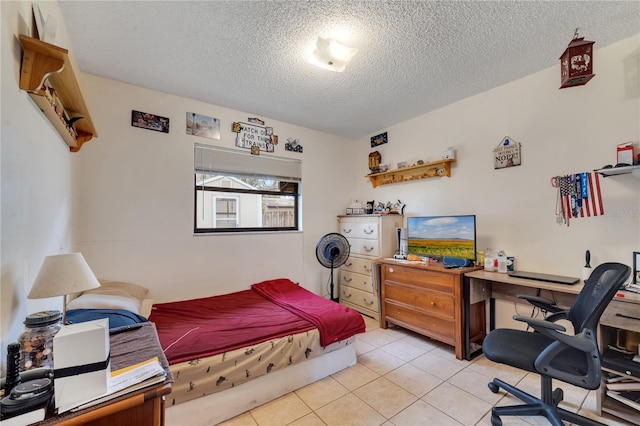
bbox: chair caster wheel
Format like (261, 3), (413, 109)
(552, 388), (564, 405)
(488, 382), (500, 393)
(491, 413), (502, 426)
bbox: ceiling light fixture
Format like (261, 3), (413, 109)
(309, 37), (358, 72)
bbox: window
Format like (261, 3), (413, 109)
(195, 145), (301, 233)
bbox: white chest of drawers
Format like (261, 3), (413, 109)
(337, 214), (403, 320)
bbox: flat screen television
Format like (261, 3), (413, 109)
(407, 215), (476, 261)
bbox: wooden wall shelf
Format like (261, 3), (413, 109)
(19, 35), (97, 152)
(366, 159), (455, 188)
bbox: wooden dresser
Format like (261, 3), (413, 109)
(377, 258), (482, 359)
(337, 214), (402, 320)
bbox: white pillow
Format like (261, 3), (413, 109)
(66, 281), (149, 314)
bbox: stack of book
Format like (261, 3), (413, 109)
(606, 373), (640, 412)
(62, 357), (166, 413)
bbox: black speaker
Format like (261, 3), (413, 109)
(443, 257), (473, 267)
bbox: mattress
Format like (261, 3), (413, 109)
(168, 328), (355, 406)
(149, 278), (366, 406)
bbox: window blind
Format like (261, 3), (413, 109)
(195, 144), (302, 182)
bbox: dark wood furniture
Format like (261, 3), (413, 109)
(41, 322), (172, 426)
(377, 258), (482, 360)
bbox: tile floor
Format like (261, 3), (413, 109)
(216, 316), (627, 426)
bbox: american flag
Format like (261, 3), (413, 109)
(558, 172), (604, 226)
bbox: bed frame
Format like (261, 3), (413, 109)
(164, 342), (356, 425)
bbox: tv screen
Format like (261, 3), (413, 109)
(407, 215), (476, 261)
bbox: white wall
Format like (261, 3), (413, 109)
(74, 75), (354, 302)
(351, 35), (640, 328)
(1, 0), (79, 370)
(352, 35), (640, 278)
(2, 0), (638, 373)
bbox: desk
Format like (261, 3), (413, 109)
(597, 290), (640, 424)
(464, 270), (584, 359)
(40, 322), (173, 426)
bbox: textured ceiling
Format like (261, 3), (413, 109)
(58, 1), (640, 139)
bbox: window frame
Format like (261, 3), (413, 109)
(194, 145), (301, 234)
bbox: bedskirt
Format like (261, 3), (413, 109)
(168, 328), (355, 406)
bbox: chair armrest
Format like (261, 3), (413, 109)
(512, 315), (566, 332)
(516, 294), (564, 313)
(513, 315), (597, 352)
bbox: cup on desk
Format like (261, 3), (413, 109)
(484, 256), (496, 271)
(497, 257), (513, 273)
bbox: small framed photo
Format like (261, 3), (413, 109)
(186, 112), (220, 140)
(131, 110), (169, 133)
(634, 251), (640, 284)
(371, 132), (388, 148)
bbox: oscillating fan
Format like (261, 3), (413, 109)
(316, 233), (350, 302)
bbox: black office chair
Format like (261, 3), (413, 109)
(483, 262), (631, 426)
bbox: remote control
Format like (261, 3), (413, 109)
(3, 343), (20, 395)
(109, 323), (144, 335)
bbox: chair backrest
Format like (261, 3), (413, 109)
(567, 262), (631, 333)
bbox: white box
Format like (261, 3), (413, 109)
(53, 318), (110, 412)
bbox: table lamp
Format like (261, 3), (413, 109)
(28, 253), (100, 324)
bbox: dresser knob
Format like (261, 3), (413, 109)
(431, 302), (435, 306)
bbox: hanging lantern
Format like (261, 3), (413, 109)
(559, 29), (595, 89)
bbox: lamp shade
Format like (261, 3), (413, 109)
(28, 253), (100, 299)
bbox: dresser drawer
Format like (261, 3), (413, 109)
(382, 264), (454, 294)
(340, 286), (378, 312)
(340, 271), (374, 293)
(339, 220), (378, 240)
(342, 256), (373, 276)
(347, 238), (379, 257)
(384, 301), (455, 344)
(601, 300), (640, 332)
(383, 282), (455, 319)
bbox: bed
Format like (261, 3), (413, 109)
(66, 278), (366, 425)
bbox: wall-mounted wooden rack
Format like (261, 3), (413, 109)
(366, 159), (455, 188)
(19, 35), (97, 152)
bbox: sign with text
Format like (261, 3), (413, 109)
(494, 137), (521, 169)
(233, 122), (275, 153)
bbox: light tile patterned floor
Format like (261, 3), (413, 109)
(216, 316), (627, 426)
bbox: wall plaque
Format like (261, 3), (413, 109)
(494, 137), (521, 169)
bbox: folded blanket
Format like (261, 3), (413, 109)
(252, 278), (366, 347)
(66, 309), (149, 328)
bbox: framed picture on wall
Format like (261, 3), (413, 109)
(131, 110), (170, 133)
(186, 112), (220, 140)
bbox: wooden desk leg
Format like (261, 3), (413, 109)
(463, 276), (471, 359)
(490, 297), (496, 331)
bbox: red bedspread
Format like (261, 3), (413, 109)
(150, 279), (365, 364)
(252, 279), (366, 347)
